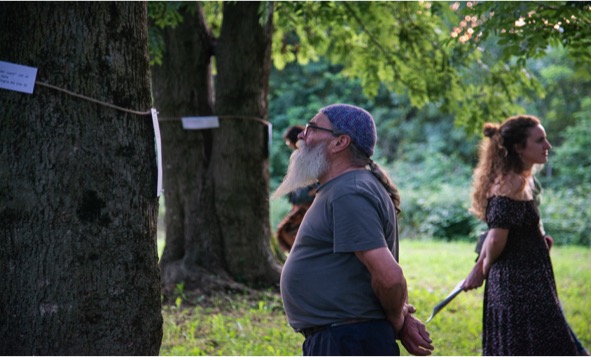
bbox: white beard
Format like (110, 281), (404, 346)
(271, 140), (329, 200)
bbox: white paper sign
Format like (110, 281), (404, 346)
(182, 116), (220, 130)
(268, 122), (273, 154)
(0, 60), (38, 94)
(151, 108), (163, 198)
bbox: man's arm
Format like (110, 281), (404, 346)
(355, 247), (434, 355)
(355, 247), (406, 331)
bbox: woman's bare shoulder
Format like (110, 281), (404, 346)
(490, 173), (531, 200)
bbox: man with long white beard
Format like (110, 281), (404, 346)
(273, 104), (434, 356)
(274, 126), (319, 252)
(272, 138), (328, 201)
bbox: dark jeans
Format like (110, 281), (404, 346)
(302, 319), (399, 356)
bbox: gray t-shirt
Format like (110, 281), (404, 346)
(280, 170), (398, 330)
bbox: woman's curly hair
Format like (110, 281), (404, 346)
(470, 115), (541, 220)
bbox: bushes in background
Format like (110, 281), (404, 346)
(389, 149), (590, 246)
(271, 181), (590, 247)
(539, 187), (591, 247)
(398, 184), (484, 242)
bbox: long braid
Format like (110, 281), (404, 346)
(368, 158), (401, 262)
(347, 141), (401, 261)
(348, 143), (401, 214)
(368, 160), (401, 215)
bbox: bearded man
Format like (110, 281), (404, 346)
(272, 104), (434, 356)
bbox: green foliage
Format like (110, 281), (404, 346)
(519, 46), (591, 148)
(272, 2), (588, 130)
(148, 2), (185, 28)
(147, 27), (165, 66)
(269, 197), (291, 232)
(549, 109), (591, 188)
(398, 184), (483, 242)
(274, 2), (463, 104)
(267, 55), (591, 246)
(201, 2), (223, 37)
(539, 187), (591, 247)
(448, 1), (591, 130)
(462, 2), (591, 70)
(268, 58), (480, 187)
(269, 197), (290, 263)
(450, 57), (545, 133)
(397, 181), (591, 247)
(147, 1), (187, 66)
(148, 1), (591, 133)
(159, 241), (591, 356)
(380, 119), (482, 242)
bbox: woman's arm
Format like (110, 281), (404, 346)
(464, 228), (509, 290)
(482, 228), (508, 275)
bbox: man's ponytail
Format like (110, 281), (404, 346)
(368, 160), (401, 215)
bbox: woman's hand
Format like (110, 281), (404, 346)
(465, 227), (507, 289)
(463, 260), (485, 291)
(544, 235), (553, 252)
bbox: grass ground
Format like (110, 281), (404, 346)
(158, 240), (590, 356)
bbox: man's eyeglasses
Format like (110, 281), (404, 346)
(304, 123), (339, 137)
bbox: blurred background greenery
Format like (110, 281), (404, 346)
(269, 53), (591, 248)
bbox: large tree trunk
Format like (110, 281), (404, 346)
(213, 2), (281, 285)
(152, 4), (225, 291)
(153, 2), (280, 293)
(0, 3), (162, 355)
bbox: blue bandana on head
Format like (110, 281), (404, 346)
(320, 104), (377, 157)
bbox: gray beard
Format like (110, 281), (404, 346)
(271, 140), (329, 200)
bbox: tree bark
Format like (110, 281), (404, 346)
(0, 3), (162, 355)
(152, 4), (226, 291)
(213, 2), (281, 285)
(153, 2), (281, 293)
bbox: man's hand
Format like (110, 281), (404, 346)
(391, 303), (415, 333)
(398, 313), (434, 356)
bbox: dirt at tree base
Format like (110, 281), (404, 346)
(161, 265), (280, 308)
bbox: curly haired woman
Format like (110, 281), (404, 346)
(462, 115), (586, 355)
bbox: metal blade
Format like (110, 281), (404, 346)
(426, 279), (465, 323)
